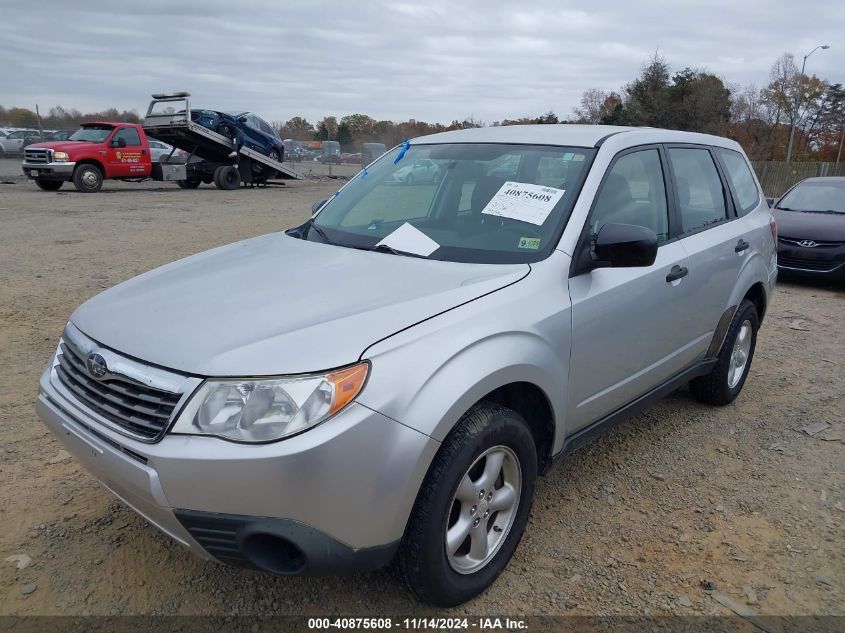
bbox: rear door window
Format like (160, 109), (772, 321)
(717, 148), (760, 216)
(667, 148), (727, 233)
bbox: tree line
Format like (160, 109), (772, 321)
(2, 50), (842, 162)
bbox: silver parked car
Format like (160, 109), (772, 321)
(36, 125), (776, 605)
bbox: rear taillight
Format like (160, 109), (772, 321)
(769, 216), (777, 241)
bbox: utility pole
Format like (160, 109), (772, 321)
(35, 104), (44, 141)
(837, 122), (844, 164)
(786, 44), (829, 163)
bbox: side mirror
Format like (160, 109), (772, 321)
(238, 116), (248, 123)
(311, 198), (329, 214)
(765, 197), (775, 208)
(111, 137), (126, 148)
(594, 223), (658, 268)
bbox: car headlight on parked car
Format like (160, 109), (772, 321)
(170, 362), (369, 443)
(53, 151), (69, 162)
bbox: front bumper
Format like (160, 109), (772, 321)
(777, 242), (845, 279)
(36, 362), (439, 574)
(22, 160), (76, 180)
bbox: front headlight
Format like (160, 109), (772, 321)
(170, 362), (369, 443)
(53, 151), (69, 162)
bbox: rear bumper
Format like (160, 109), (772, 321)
(36, 361), (438, 574)
(22, 161), (75, 180)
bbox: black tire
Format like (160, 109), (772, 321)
(213, 165), (241, 190)
(690, 299), (759, 406)
(176, 179), (201, 189)
(72, 164), (103, 193)
(395, 402), (537, 606)
(216, 123), (233, 139)
(35, 179), (63, 191)
(268, 148), (281, 162)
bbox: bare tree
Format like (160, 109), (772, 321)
(573, 88), (608, 124)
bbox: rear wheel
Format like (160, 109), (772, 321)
(690, 299), (759, 405)
(213, 165), (241, 190)
(35, 179), (63, 191)
(216, 123), (233, 139)
(176, 179), (201, 189)
(72, 164), (103, 193)
(395, 402), (537, 606)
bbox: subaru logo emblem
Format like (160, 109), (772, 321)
(86, 352), (108, 379)
(798, 240), (818, 248)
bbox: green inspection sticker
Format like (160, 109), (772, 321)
(518, 237), (541, 250)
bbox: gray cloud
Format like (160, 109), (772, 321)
(0, 0), (842, 124)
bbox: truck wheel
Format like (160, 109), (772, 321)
(35, 179), (63, 191)
(213, 165), (241, 190)
(72, 164), (103, 193)
(176, 179), (201, 189)
(689, 299), (759, 406)
(395, 402), (537, 606)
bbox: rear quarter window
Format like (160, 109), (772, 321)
(717, 148), (760, 216)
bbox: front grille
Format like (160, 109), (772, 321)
(779, 236), (845, 248)
(54, 342), (182, 440)
(24, 148), (51, 164)
(777, 256), (841, 272)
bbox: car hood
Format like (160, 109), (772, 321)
(27, 141), (98, 153)
(70, 233), (528, 376)
(774, 208), (845, 241)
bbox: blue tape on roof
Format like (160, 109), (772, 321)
(394, 139), (410, 164)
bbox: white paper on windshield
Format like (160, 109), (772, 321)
(375, 222), (440, 256)
(481, 181), (566, 226)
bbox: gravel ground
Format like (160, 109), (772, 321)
(0, 158), (842, 617)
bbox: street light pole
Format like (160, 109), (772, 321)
(786, 44), (830, 163)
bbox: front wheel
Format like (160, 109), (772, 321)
(35, 179), (63, 191)
(72, 164), (103, 193)
(690, 298), (759, 405)
(267, 148), (281, 162)
(176, 179), (201, 189)
(395, 403), (537, 606)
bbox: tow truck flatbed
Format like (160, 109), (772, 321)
(142, 93), (303, 189)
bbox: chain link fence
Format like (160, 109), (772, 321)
(752, 161), (845, 198)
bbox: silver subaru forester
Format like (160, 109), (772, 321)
(37, 125), (777, 605)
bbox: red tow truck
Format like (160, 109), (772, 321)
(21, 122), (158, 193)
(22, 93), (303, 193)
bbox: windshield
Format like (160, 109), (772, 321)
(778, 180), (845, 213)
(69, 126), (114, 143)
(310, 143), (594, 263)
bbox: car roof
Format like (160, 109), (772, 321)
(412, 124), (742, 151)
(796, 177), (845, 185)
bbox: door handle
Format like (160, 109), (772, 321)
(735, 239), (750, 253)
(666, 265), (688, 283)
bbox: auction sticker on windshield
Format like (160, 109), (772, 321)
(481, 181), (565, 226)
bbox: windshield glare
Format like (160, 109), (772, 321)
(68, 126), (114, 143)
(311, 143), (594, 263)
(778, 181), (845, 213)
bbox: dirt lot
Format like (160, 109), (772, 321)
(0, 157), (842, 618)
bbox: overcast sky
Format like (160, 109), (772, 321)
(1, 0), (842, 125)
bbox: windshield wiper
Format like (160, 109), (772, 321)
(357, 244), (429, 259)
(308, 221), (334, 245)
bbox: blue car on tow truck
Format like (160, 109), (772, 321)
(191, 109), (284, 162)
